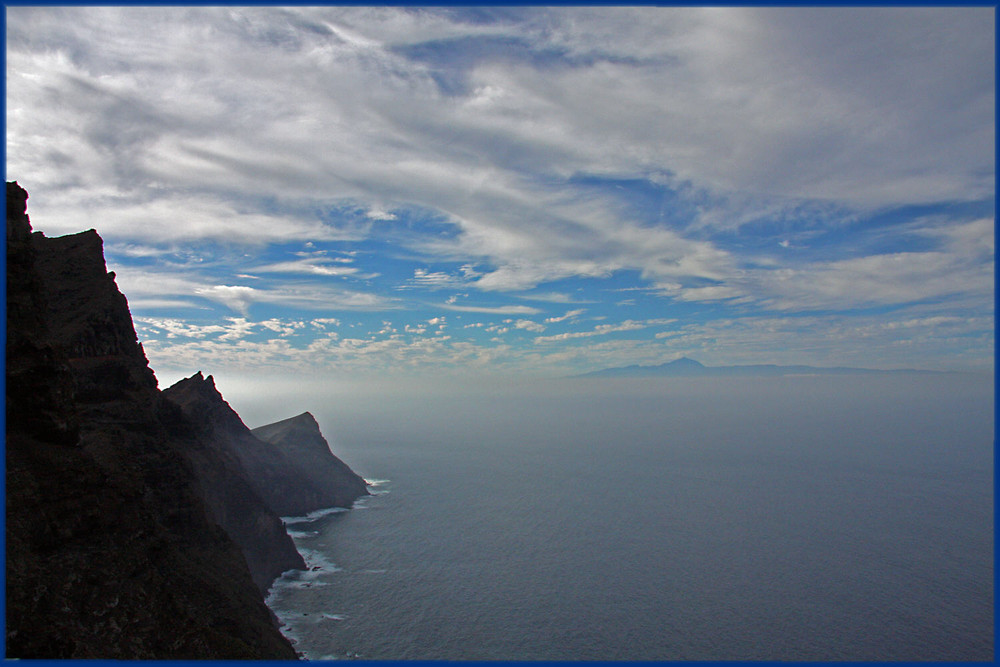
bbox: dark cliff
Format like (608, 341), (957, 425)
(161, 372), (307, 590)
(252, 412), (370, 510)
(5, 182), (299, 658)
(164, 375), (370, 518)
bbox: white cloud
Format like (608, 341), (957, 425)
(534, 318), (675, 343)
(516, 292), (591, 304)
(545, 308), (586, 323)
(194, 285), (261, 315)
(6, 7), (993, 375)
(366, 206), (397, 221)
(253, 257), (360, 277)
(259, 319), (306, 336)
(137, 317), (232, 340)
(10, 6), (989, 301)
(513, 319), (546, 332)
(411, 268), (465, 288)
(116, 267), (395, 315)
(673, 285), (744, 302)
(128, 298), (205, 310)
(755, 248), (993, 311)
(437, 303), (542, 315)
(134, 301), (993, 378)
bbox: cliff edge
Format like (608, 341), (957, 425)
(5, 182), (305, 658)
(165, 375), (369, 517)
(252, 412), (370, 511)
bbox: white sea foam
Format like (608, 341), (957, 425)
(287, 529), (320, 539)
(365, 478), (391, 496)
(269, 478), (389, 660)
(282, 505), (350, 524)
(314, 650), (364, 661)
(297, 547), (342, 577)
(322, 613), (348, 621)
(265, 566), (308, 606)
(265, 547), (341, 613)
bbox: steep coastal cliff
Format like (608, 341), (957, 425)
(252, 412), (369, 510)
(5, 182), (366, 658)
(165, 375), (369, 518)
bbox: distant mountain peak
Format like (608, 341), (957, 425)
(577, 356), (945, 379)
(667, 357), (704, 367)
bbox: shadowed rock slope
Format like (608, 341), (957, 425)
(164, 376), (370, 518)
(5, 182), (301, 658)
(252, 412), (370, 511)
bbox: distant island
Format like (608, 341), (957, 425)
(6, 182), (368, 659)
(577, 356), (949, 378)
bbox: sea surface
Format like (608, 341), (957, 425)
(263, 375), (994, 661)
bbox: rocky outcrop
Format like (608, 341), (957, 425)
(252, 412), (370, 510)
(164, 375), (370, 518)
(6, 182), (80, 447)
(5, 182), (300, 659)
(160, 373), (307, 591)
(159, 389), (307, 593)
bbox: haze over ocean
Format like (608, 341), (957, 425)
(247, 373), (993, 661)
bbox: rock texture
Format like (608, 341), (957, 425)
(252, 412), (369, 510)
(158, 385), (307, 593)
(4, 181), (308, 659)
(165, 376), (369, 518)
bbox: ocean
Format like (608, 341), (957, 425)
(261, 374), (994, 661)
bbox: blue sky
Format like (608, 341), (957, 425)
(6, 6), (995, 382)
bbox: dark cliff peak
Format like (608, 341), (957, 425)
(164, 372), (249, 436)
(8, 182), (32, 244)
(184, 370), (212, 384)
(169, 371), (222, 399)
(252, 412), (370, 511)
(34, 229), (106, 256)
(6, 180), (81, 446)
(258, 411), (320, 432)
(251, 411), (324, 444)
(29, 213), (157, 402)
(166, 374), (366, 515)
(8, 180), (28, 217)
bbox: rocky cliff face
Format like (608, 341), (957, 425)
(252, 412), (370, 510)
(160, 372), (307, 590)
(4, 181), (314, 659)
(164, 375), (370, 518)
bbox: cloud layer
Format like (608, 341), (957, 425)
(6, 7), (994, 376)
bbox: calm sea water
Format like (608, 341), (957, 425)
(263, 375), (994, 661)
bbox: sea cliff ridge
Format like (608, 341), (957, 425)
(5, 181), (369, 658)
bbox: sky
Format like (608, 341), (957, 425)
(5, 6), (995, 385)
